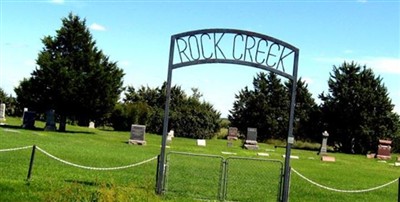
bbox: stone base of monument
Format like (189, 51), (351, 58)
(44, 125), (57, 131)
(321, 155), (336, 162)
(244, 140), (259, 150)
(244, 144), (259, 150)
(366, 153), (376, 159)
(376, 155), (391, 160)
(227, 136), (238, 140)
(128, 139), (146, 145)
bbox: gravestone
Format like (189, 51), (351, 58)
(377, 139), (392, 160)
(166, 130), (174, 145)
(227, 127), (238, 140)
(22, 111), (36, 129)
(44, 109), (57, 131)
(21, 108), (28, 120)
(89, 121), (95, 129)
(244, 127), (258, 150)
(319, 131), (329, 155)
(321, 156), (336, 162)
(197, 139), (206, 146)
(168, 130), (174, 138)
(129, 124), (146, 145)
(0, 103), (6, 121)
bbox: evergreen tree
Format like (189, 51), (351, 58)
(116, 84), (221, 138)
(15, 13), (124, 131)
(229, 72), (290, 141)
(319, 61), (399, 153)
(285, 79), (320, 141)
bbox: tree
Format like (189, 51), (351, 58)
(285, 79), (321, 142)
(15, 13), (124, 131)
(119, 83), (221, 139)
(229, 72), (290, 141)
(0, 87), (20, 116)
(319, 61), (399, 154)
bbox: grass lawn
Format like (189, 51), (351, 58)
(1, 117), (400, 201)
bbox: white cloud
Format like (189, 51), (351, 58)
(50, 0), (64, 4)
(314, 56), (400, 74)
(360, 57), (400, 74)
(302, 77), (313, 85)
(89, 23), (106, 31)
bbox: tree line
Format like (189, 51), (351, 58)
(1, 13), (399, 154)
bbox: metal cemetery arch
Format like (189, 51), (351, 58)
(156, 28), (299, 201)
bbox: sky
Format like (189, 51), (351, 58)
(0, 0), (399, 118)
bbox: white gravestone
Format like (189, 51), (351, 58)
(129, 124), (146, 145)
(0, 103), (6, 121)
(197, 139), (206, 146)
(89, 121), (95, 129)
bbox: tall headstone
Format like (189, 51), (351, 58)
(21, 108), (28, 121)
(44, 109), (57, 131)
(22, 111), (36, 129)
(0, 103), (6, 121)
(227, 127), (238, 140)
(129, 124), (146, 145)
(319, 131), (329, 155)
(244, 127), (258, 150)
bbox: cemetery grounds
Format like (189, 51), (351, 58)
(1, 117), (400, 201)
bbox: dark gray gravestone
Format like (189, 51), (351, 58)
(227, 127), (238, 140)
(44, 109), (57, 131)
(244, 127), (258, 150)
(319, 131), (329, 155)
(129, 124), (146, 145)
(22, 111), (36, 129)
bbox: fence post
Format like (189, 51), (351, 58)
(155, 155), (160, 191)
(26, 145), (36, 181)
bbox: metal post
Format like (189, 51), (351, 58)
(282, 51), (299, 202)
(398, 178), (400, 202)
(156, 36), (175, 194)
(26, 145), (36, 181)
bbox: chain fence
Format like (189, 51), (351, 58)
(164, 151), (284, 201)
(291, 168), (398, 193)
(224, 157), (283, 201)
(165, 152), (225, 200)
(0, 145), (32, 152)
(0, 145), (157, 171)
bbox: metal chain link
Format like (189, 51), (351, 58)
(0, 145), (33, 152)
(292, 168), (398, 193)
(35, 146), (157, 171)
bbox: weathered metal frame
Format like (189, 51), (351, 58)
(156, 28), (299, 202)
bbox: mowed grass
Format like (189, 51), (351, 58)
(1, 117), (400, 201)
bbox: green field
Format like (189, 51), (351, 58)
(1, 117), (400, 201)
